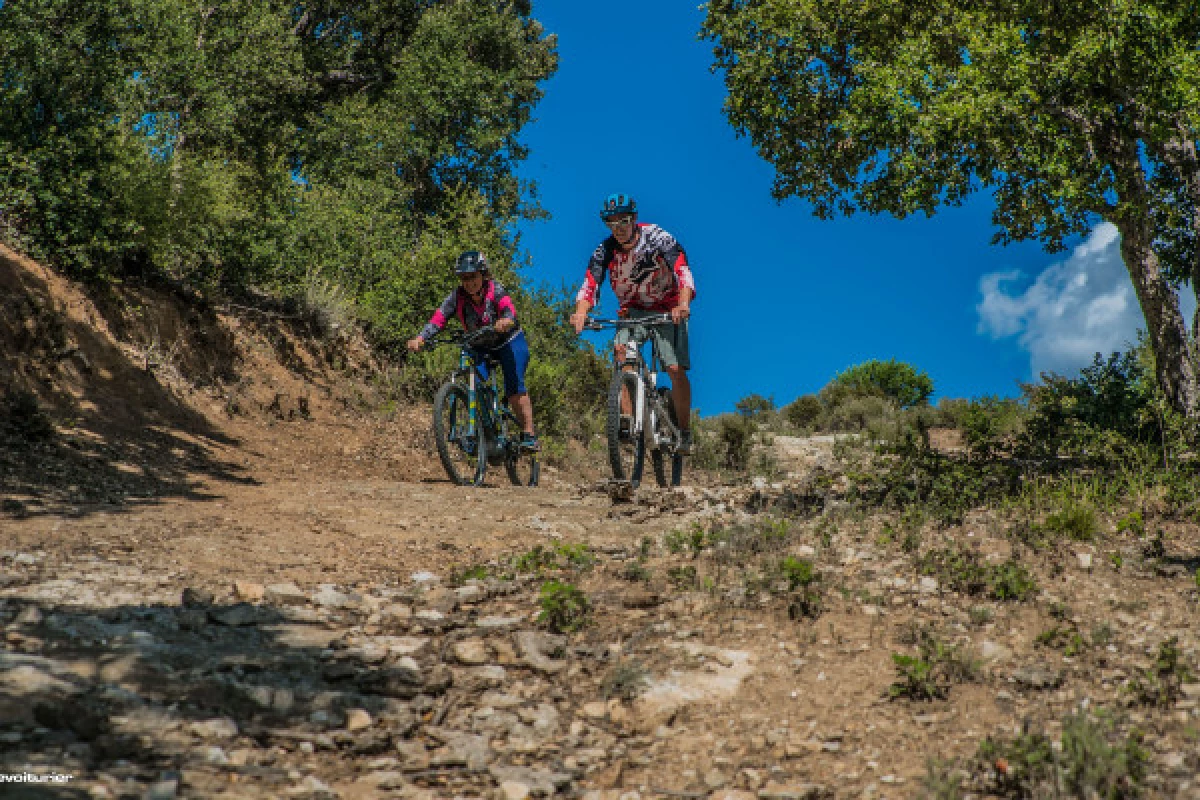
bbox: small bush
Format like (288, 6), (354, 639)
(511, 543), (594, 576)
(1115, 511), (1145, 537)
(1, 389), (56, 442)
(620, 561), (651, 583)
(919, 545), (1038, 602)
(1042, 500), (1099, 542)
(448, 564), (490, 586)
(977, 710), (1146, 799)
(778, 556), (816, 589)
(537, 580), (590, 633)
(716, 413), (757, 470)
(948, 396), (1026, 460)
(778, 556), (822, 619)
(1036, 625), (1087, 657)
(890, 652), (943, 700)
(667, 565), (698, 590)
(301, 269), (356, 338)
(783, 394), (822, 429)
(601, 660), (648, 701)
(512, 545), (558, 575)
(989, 560), (1039, 602)
(735, 393), (775, 419)
(1126, 637), (1193, 708)
(820, 392), (898, 434)
(889, 632), (980, 701)
(830, 358), (934, 409)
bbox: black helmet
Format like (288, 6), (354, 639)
(600, 192), (636, 220)
(455, 250), (489, 276)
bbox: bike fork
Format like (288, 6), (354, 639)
(626, 368), (646, 437)
(466, 364), (479, 438)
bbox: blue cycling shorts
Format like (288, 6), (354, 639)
(471, 329), (530, 396)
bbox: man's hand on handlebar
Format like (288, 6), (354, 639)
(495, 318), (515, 334)
(406, 336), (425, 353)
(569, 311), (588, 335)
(671, 302), (691, 324)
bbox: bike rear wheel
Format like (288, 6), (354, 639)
(607, 369), (645, 486)
(433, 382), (486, 486)
(650, 386), (684, 487)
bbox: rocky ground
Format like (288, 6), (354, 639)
(3, 431), (1200, 800)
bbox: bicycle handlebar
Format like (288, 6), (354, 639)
(423, 325), (498, 348)
(583, 314), (674, 331)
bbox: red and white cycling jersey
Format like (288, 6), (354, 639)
(575, 223), (695, 313)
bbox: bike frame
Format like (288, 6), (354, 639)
(602, 316), (679, 452)
(454, 347), (513, 455)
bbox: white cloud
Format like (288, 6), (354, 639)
(977, 222), (1197, 378)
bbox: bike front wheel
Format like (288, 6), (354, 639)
(607, 369), (645, 486)
(433, 382), (486, 486)
(649, 387), (684, 487)
(506, 448), (540, 487)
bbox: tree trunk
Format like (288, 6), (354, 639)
(1114, 218), (1200, 416)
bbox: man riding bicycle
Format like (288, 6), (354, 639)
(408, 250), (539, 452)
(568, 193), (696, 453)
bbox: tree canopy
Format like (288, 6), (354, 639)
(702, 0), (1200, 415)
(0, 0), (555, 325)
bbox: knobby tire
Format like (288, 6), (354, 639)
(650, 386), (684, 488)
(607, 369), (645, 486)
(433, 382), (486, 486)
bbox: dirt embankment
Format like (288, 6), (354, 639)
(2, 247), (1200, 800)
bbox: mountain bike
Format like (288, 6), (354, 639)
(585, 314), (684, 488)
(425, 327), (539, 487)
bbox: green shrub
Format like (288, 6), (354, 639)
(0, 389), (56, 442)
(1036, 625), (1087, 657)
(601, 660), (648, 701)
(537, 580), (590, 633)
(714, 413), (758, 471)
(988, 560), (1039, 602)
(779, 556), (821, 619)
(819, 392), (898, 434)
(1126, 637), (1193, 708)
(830, 359), (934, 409)
(735, 393), (775, 418)
(778, 556), (816, 589)
(448, 564), (491, 586)
(512, 545), (558, 575)
(1115, 511), (1145, 537)
(667, 565), (699, 590)
(977, 711), (1146, 799)
(849, 431), (1021, 524)
(889, 632), (979, 701)
(1042, 501), (1099, 542)
(783, 394), (822, 429)
(918, 545), (1038, 601)
(948, 396), (1026, 460)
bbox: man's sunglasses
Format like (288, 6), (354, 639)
(604, 215), (635, 230)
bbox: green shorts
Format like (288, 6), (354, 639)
(614, 309), (690, 370)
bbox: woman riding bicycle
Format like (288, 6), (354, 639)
(407, 251), (539, 452)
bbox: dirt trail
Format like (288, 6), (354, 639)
(4, 423), (1200, 800)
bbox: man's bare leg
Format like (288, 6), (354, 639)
(665, 366), (691, 430)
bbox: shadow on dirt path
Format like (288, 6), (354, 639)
(1, 246), (255, 517)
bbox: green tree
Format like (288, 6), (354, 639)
(831, 359), (934, 409)
(735, 392), (776, 418)
(702, 1), (1200, 416)
(0, 0), (557, 291)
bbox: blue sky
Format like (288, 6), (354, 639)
(512, 4), (1178, 416)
